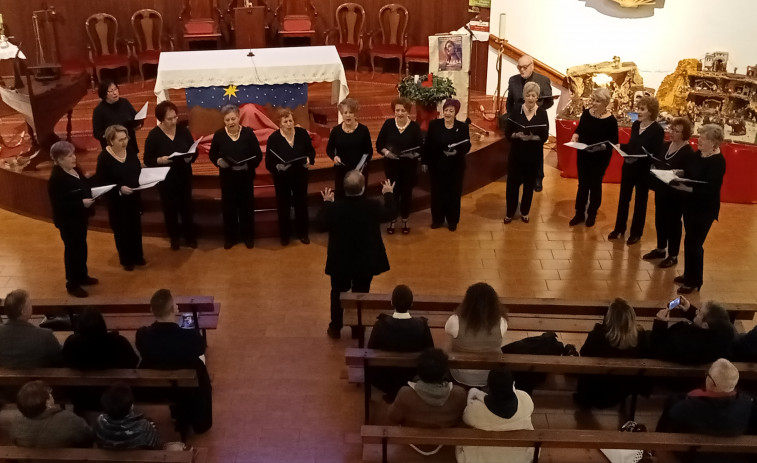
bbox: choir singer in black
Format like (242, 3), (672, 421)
(48, 141), (97, 298)
(209, 105), (263, 250)
(143, 101), (198, 250)
(95, 125), (145, 271)
(504, 81), (549, 224)
(326, 98), (373, 196)
(672, 124), (726, 294)
(422, 99), (471, 232)
(376, 97), (423, 234)
(92, 80), (142, 154)
(265, 108), (316, 246)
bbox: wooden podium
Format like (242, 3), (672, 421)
(234, 6), (267, 49)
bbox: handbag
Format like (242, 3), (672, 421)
(600, 421), (655, 463)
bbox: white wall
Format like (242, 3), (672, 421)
(486, 0), (757, 133)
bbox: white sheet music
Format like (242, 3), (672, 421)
(134, 102), (149, 121)
(91, 184), (116, 199)
(355, 154), (369, 172)
(139, 167), (170, 185)
(168, 139), (200, 159)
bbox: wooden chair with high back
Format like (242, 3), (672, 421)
(84, 13), (131, 83)
(274, 0), (318, 44)
(131, 9), (174, 85)
(179, 0), (224, 49)
(368, 4), (408, 78)
(324, 3), (365, 75)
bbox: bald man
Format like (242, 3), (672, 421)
(656, 359), (756, 462)
(506, 56), (553, 192)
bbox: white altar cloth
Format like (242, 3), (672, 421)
(153, 46), (349, 105)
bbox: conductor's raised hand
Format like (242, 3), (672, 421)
(321, 187), (335, 202)
(381, 179), (395, 194)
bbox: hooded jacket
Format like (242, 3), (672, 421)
(388, 381), (466, 428)
(94, 410), (162, 450)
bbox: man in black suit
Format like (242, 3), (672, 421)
(318, 171), (396, 339)
(505, 55), (554, 192)
(0, 290), (62, 368)
(367, 284), (434, 399)
(136, 289), (212, 434)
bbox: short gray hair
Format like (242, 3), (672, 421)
(221, 104), (240, 116)
(699, 124), (724, 145)
(523, 81), (541, 97)
(592, 87), (612, 104)
(50, 141), (75, 161)
(344, 171), (365, 196)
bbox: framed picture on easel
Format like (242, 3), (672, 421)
(437, 35), (463, 72)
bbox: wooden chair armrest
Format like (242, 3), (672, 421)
(273, 2), (282, 17)
(367, 29), (380, 50)
(164, 34), (176, 51)
(87, 44), (94, 64)
(323, 27), (337, 44)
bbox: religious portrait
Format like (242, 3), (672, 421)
(437, 35), (463, 72)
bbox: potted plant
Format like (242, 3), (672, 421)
(397, 74), (456, 131)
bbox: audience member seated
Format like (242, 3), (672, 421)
(136, 289), (212, 434)
(95, 382), (162, 450)
(445, 283), (508, 387)
(367, 284), (434, 400)
(574, 298), (652, 409)
(0, 290), (62, 368)
(729, 324), (757, 362)
(652, 296), (735, 364)
(656, 358), (757, 463)
(63, 307), (139, 369)
(457, 367), (535, 463)
(11, 380), (93, 448)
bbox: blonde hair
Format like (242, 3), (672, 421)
(338, 98), (359, 114)
(104, 125), (128, 146)
(592, 87), (611, 104)
(699, 124), (724, 145)
(523, 81), (541, 97)
(603, 298), (639, 350)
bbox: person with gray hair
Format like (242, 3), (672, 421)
(569, 87), (619, 228)
(47, 141), (97, 297)
(670, 124), (726, 294)
(0, 290), (62, 368)
(317, 172), (396, 339)
(656, 358), (756, 463)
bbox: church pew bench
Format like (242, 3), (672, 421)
(346, 348), (757, 423)
(0, 367), (199, 388)
(362, 425), (757, 463)
(341, 293), (757, 347)
(0, 446), (207, 462)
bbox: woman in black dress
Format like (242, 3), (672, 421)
(143, 101), (198, 250)
(422, 99), (471, 231)
(673, 124), (726, 294)
(609, 95), (665, 245)
(92, 79), (142, 154)
(95, 125), (145, 271)
(209, 104), (263, 249)
(376, 97), (423, 234)
(326, 98), (373, 196)
(504, 81), (549, 224)
(642, 117), (695, 268)
(569, 87), (619, 228)
(47, 141), (97, 298)
(265, 108), (315, 246)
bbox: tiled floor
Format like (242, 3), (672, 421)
(0, 154), (755, 462)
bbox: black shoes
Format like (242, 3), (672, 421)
(448, 224), (457, 232)
(585, 216), (596, 227)
(503, 216), (512, 224)
(280, 237), (290, 246)
(430, 222), (444, 229)
(569, 215), (585, 226)
(673, 275), (685, 284)
(659, 256), (678, 268)
(534, 180), (543, 192)
(326, 327), (341, 339)
(643, 249), (666, 260)
(521, 215), (529, 223)
(626, 236), (641, 245)
(224, 240), (235, 250)
(67, 286), (88, 298)
(401, 222), (410, 234)
(186, 238), (198, 249)
(82, 276), (99, 285)
(170, 238), (180, 251)
(608, 230), (623, 240)
(123, 265), (134, 271)
(678, 284), (701, 294)
(244, 240), (255, 249)
(299, 236), (310, 245)
(135, 258), (147, 266)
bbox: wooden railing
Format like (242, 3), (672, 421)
(488, 34), (567, 88)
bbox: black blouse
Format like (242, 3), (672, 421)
(682, 151), (726, 220)
(47, 165), (92, 229)
(95, 148), (142, 202)
(265, 127), (316, 174)
(653, 141), (695, 171)
(375, 119), (423, 160)
(505, 106), (550, 158)
(326, 123), (373, 170)
(573, 109), (619, 158)
(143, 125), (197, 180)
(92, 98), (140, 153)
(620, 120), (665, 166)
(422, 118), (471, 170)
(208, 126), (263, 172)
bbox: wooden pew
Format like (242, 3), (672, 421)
(342, 293), (757, 347)
(362, 425), (757, 463)
(0, 368), (199, 388)
(0, 446), (207, 462)
(346, 348), (757, 423)
(0, 296), (220, 339)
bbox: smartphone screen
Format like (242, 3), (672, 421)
(668, 297), (681, 310)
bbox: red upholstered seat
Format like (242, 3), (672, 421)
(405, 45), (428, 59)
(336, 43), (360, 55)
(93, 54), (130, 66)
(371, 44), (404, 55)
(184, 20), (217, 35)
(281, 15), (313, 33)
(137, 50), (161, 62)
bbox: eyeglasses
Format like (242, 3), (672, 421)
(107, 88), (119, 94)
(517, 63), (533, 70)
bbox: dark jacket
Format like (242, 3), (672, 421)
(63, 331), (139, 370)
(422, 119), (471, 172)
(317, 193), (396, 277)
(0, 319), (62, 368)
(47, 166), (92, 229)
(505, 72), (553, 116)
(652, 306), (735, 365)
(575, 324), (652, 408)
(94, 410), (162, 450)
(92, 98), (139, 152)
(11, 407), (93, 448)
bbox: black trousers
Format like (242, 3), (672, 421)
(384, 158), (417, 220)
(334, 165), (369, 198)
(108, 197), (144, 267)
(506, 151), (539, 217)
(430, 166), (464, 226)
(682, 210), (715, 287)
(273, 168), (309, 240)
(159, 173), (195, 242)
(574, 152), (610, 218)
(58, 221), (88, 287)
(220, 169), (255, 243)
(614, 162), (651, 237)
(329, 274), (372, 330)
(536, 150), (544, 183)
(654, 187), (683, 256)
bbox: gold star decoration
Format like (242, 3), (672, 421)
(223, 84), (238, 99)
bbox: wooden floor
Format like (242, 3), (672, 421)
(1, 73), (756, 463)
